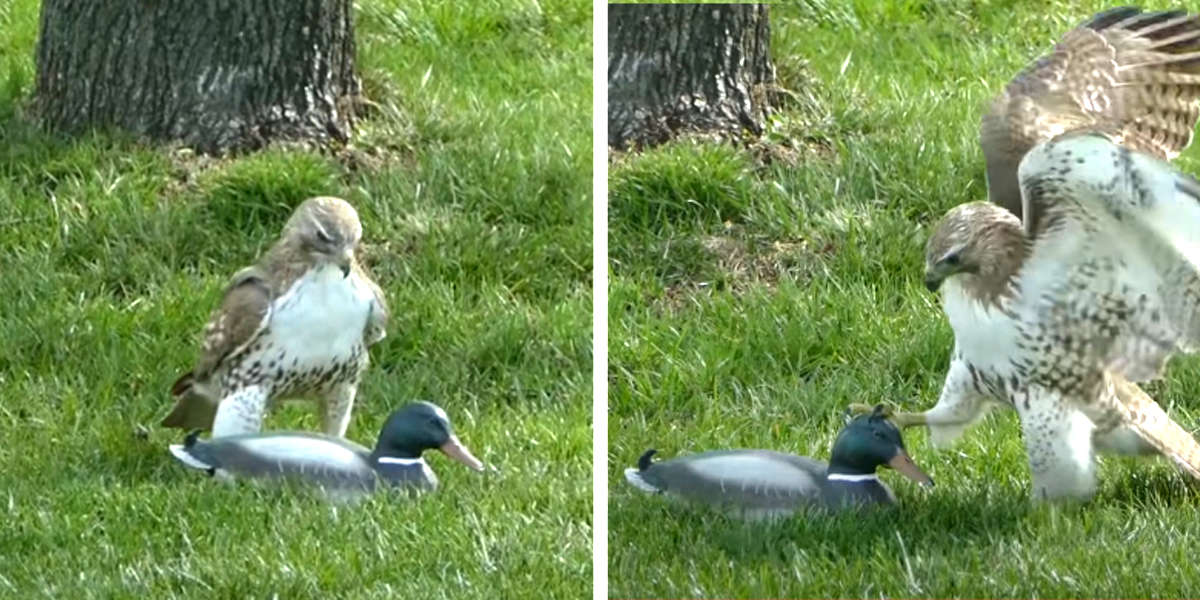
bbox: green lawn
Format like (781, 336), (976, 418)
(608, 1), (1200, 598)
(0, 0), (591, 597)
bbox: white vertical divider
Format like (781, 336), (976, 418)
(591, 1), (609, 598)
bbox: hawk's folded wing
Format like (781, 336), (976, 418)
(193, 267), (274, 380)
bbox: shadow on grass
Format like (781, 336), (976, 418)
(743, 492), (1025, 557)
(612, 488), (1029, 563)
(1098, 460), (1200, 509)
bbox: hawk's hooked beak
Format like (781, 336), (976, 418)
(923, 262), (953, 293)
(924, 271), (944, 293)
(338, 249), (353, 278)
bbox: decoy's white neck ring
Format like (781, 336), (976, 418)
(377, 457), (426, 466)
(826, 473), (879, 482)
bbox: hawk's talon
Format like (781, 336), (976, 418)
(846, 402), (926, 429)
(847, 402), (898, 418)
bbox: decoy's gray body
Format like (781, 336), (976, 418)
(625, 408), (933, 519)
(169, 401), (484, 495)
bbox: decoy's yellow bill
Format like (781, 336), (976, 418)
(888, 448), (934, 487)
(440, 435), (484, 471)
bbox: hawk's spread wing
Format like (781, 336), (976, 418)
(1019, 133), (1200, 383)
(982, 7), (1200, 217)
(1017, 133), (1200, 477)
(193, 267), (273, 380)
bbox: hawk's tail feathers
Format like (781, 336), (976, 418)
(1111, 376), (1200, 481)
(170, 372), (195, 398)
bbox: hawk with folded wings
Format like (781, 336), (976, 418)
(161, 196), (389, 438)
(865, 7), (1200, 500)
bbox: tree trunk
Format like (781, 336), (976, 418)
(608, 4), (774, 150)
(34, 0), (359, 154)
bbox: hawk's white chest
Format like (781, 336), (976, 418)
(261, 264), (374, 380)
(942, 280), (1022, 380)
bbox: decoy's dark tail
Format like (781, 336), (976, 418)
(183, 429), (203, 448)
(637, 449), (657, 471)
(168, 430), (217, 477)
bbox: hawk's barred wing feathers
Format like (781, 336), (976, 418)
(1016, 132), (1200, 476)
(982, 7), (1200, 218)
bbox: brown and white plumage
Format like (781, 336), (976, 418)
(910, 133), (1200, 500)
(161, 197), (389, 438)
(868, 7), (1200, 501)
(981, 6), (1200, 219)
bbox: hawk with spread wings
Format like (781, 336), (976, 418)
(860, 7), (1200, 500)
(161, 197), (389, 438)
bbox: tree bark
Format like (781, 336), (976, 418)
(608, 4), (774, 150)
(35, 0), (359, 154)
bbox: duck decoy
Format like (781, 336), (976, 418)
(169, 401), (484, 494)
(624, 405), (933, 519)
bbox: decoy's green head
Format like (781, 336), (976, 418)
(830, 405), (933, 486)
(374, 402), (485, 471)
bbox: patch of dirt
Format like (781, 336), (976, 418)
(162, 146), (235, 196)
(161, 97), (417, 197)
(654, 225), (838, 311)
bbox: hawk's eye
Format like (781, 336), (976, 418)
(316, 229), (335, 244)
(943, 252), (960, 266)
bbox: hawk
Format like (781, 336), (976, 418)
(860, 8), (1200, 500)
(161, 196), (389, 438)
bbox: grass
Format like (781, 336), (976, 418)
(608, 1), (1200, 598)
(0, 0), (590, 597)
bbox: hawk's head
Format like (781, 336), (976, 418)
(283, 196), (363, 277)
(923, 201), (1022, 293)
